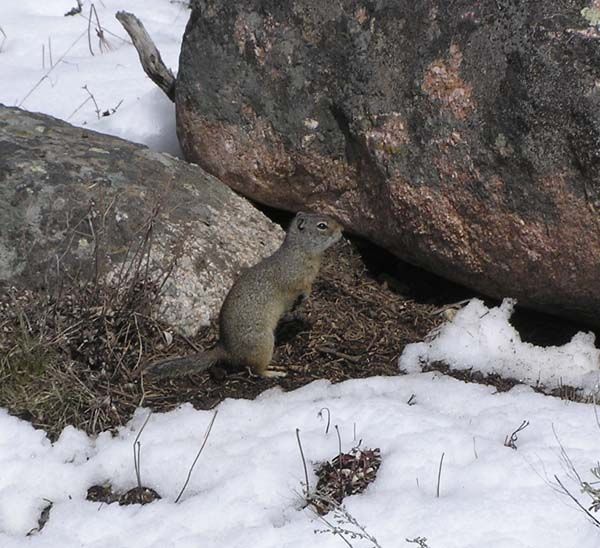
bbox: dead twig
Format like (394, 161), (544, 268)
(504, 420), (530, 450)
(48, 36), (53, 67)
(133, 411), (152, 489)
(296, 428), (311, 501)
(175, 410), (218, 503)
(65, 1), (83, 17)
(313, 494), (383, 548)
(554, 475), (600, 529)
(82, 85), (101, 119)
(87, 3), (111, 56)
(318, 346), (362, 363)
(0, 25), (6, 53)
(318, 407), (331, 435)
(436, 452), (445, 498)
(406, 537), (431, 548)
(115, 11), (176, 101)
(18, 29), (88, 107)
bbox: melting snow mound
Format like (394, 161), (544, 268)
(399, 298), (600, 394)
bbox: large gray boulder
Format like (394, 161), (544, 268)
(175, 0), (600, 325)
(0, 105), (283, 335)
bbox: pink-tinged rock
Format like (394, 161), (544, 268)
(175, 0), (600, 325)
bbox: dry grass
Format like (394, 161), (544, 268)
(0, 234), (442, 439)
(0, 212), (591, 440)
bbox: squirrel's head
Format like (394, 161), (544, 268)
(286, 212), (343, 253)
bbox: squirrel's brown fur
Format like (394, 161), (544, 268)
(145, 212), (342, 378)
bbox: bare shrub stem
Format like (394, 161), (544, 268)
(318, 407), (331, 435)
(18, 29), (88, 107)
(554, 475), (600, 529)
(436, 452), (445, 498)
(296, 428), (310, 500)
(133, 411), (152, 489)
(175, 410), (218, 503)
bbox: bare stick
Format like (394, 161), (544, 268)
(82, 85), (101, 119)
(312, 494), (383, 548)
(91, 4), (110, 53)
(317, 513), (354, 548)
(296, 428), (310, 500)
(67, 95), (93, 120)
(115, 11), (176, 101)
(554, 475), (600, 529)
(335, 425), (343, 498)
(406, 537), (431, 547)
(48, 36), (53, 67)
(504, 420), (530, 450)
(318, 346), (362, 363)
(87, 4), (95, 56)
(175, 410), (218, 503)
(0, 25), (6, 54)
(436, 452), (445, 498)
(18, 29), (87, 107)
(77, 12), (130, 44)
(133, 411), (152, 489)
(317, 407), (331, 435)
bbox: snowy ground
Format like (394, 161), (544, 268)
(0, 0), (187, 155)
(2, 2), (600, 547)
(400, 299), (600, 395)
(1, 374), (599, 548)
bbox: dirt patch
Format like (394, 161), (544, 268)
(312, 446), (382, 515)
(0, 236), (441, 439)
(138, 238), (441, 418)
(86, 484), (161, 506)
(1, 221), (593, 440)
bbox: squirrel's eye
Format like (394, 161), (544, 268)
(317, 222), (328, 230)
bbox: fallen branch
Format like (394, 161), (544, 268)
(115, 11), (176, 101)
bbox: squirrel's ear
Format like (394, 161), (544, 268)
(295, 212), (307, 231)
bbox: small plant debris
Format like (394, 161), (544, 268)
(64, 0), (83, 16)
(406, 537), (432, 547)
(312, 447), (381, 514)
(314, 498), (383, 548)
(585, 463), (600, 513)
(0, 234), (442, 439)
(86, 484), (161, 505)
(504, 420), (530, 450)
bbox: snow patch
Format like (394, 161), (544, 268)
(0, 375), (599, 547)
(0, 0), (188, 154)
(399, 298), (600, 393)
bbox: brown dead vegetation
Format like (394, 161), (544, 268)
(0, 213), (591, 440)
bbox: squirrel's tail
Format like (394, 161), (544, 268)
(144, 346), (227, 378)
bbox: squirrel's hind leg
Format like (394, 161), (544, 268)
(233, 332), (286, 378)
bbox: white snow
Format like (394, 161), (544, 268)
(0, 0), (187, 155)
(0, 375), (599, 548)
(2, 3), (600, 547)
(400, 298), (600, 394)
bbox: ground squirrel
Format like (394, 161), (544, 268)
(145, 212), (343, 379)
